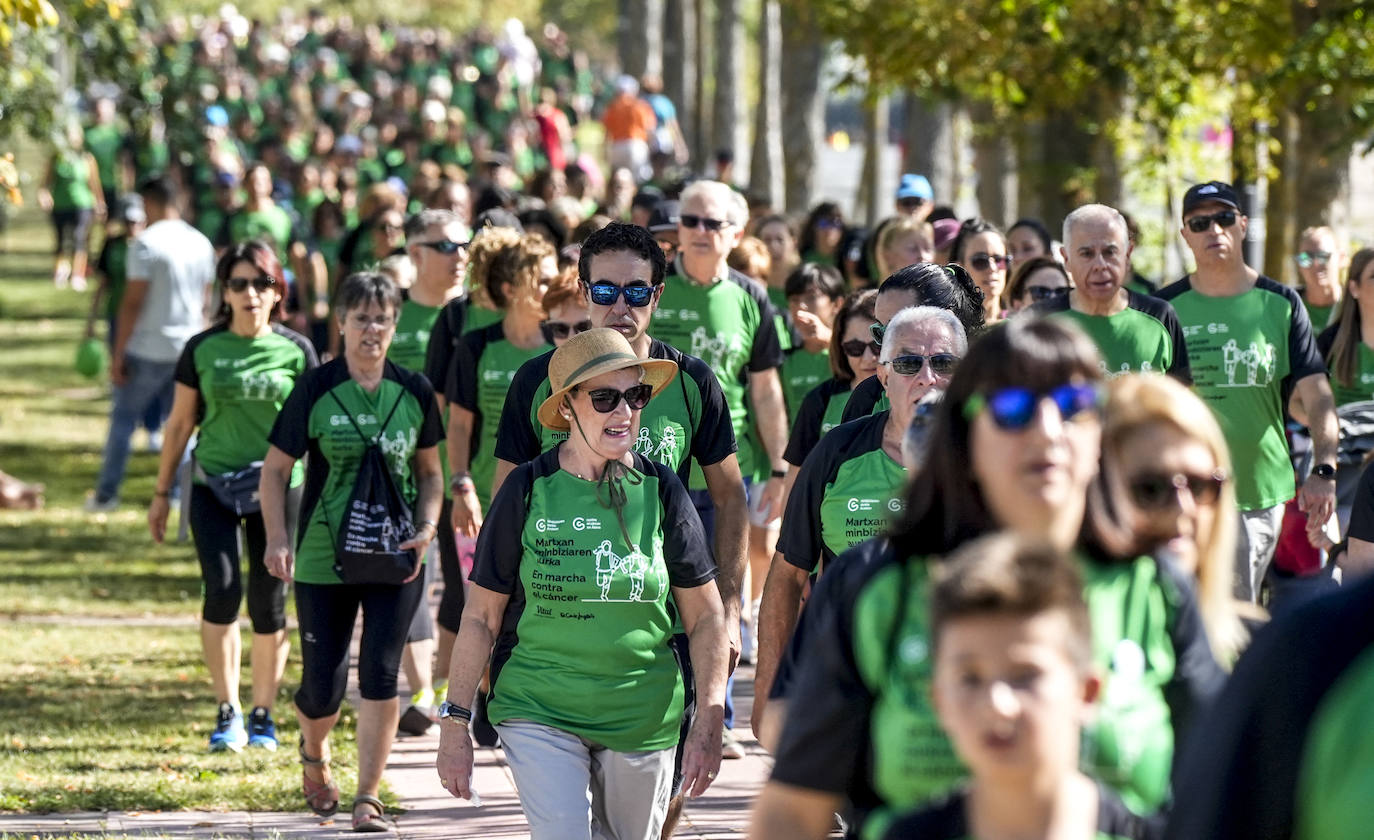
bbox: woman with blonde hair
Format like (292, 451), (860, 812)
(462, 225), (522, 330)
(1101, 373), (1251, 663)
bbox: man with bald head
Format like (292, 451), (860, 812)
(1032, 203), (1191, 383)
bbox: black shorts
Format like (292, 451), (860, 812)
(51, 209), (94, 254)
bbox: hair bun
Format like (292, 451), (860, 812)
(943, 263), (984, 307)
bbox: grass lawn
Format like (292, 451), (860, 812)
(0, 204), (367, 813)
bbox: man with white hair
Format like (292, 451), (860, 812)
(1033, 203), (1191, 382)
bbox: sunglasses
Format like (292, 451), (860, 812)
(588, 281), (657, 307)
(870, 322), (886, 345)
(1128, 470), (1227, 510)
(963, 383), (1102, 430)
(542, 319), (593, 342)
(575, 383), (654, 413)
(225, 274), (277, 293)
(417, 239), (469, 255)
(1296, 250), (1332, 268)
(969, 253), (1013, 272)
(883, 353), (960, 376)
(841, 339), (880, 358)
(1185, 210), (1237, 233)
(1027, 285), (1069, 302)
(816, 217), (844, 230)
(680, 214), (733, 232)
(897, 197), (928, 210)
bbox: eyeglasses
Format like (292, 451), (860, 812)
(963, 383), (1102, 430)
(349, 313), (395, 329)
(841, 339), (880, 358)
(541, 319), (593, 342)
(1027, 285), (1069, 302)
(969, 253), (1013, 272)
(1296, 250), (1332, 268)
(882, 353), (960, 376)
(870, 322), (886, 345)
(815, 217), (844, 230)
(1128, 470), (1227, 510)
(575, 383), (654, 413)
(1185, 210), (1238, 233)
(587, 281), (657, 307)
(225, 274), (277, 293)
(680, 214), (733, 232)
(417, 239), (469, 255)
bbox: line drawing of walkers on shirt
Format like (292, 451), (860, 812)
(689, 325), (737, 371)
(591, 539), (668, 603)
(1221, 338), (1276, 387)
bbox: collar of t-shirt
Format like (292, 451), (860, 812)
(673, 254), (725, 287)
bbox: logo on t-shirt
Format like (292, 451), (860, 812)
(1221, 339), (1276, 387)
(588, 540), (666, 603)
(690, 326), (739, 372)
(633, 424), (681, 463)
(535, 517), (566, 532)
(847, 497), (881, 512)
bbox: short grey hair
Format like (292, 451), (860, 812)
(680, 179), (749, 227)
(881, 305), (967, 363)
(405, 208), (465, 240)
(1062, 204), (1129, 250)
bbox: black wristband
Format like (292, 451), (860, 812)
(770, 469), (786, 479)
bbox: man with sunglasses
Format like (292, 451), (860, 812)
(489, 221), (747, 834)
(1158, 181), (1338, 603)
(1032, 203), (1191, 383)
(1294, 225), (1346, 330)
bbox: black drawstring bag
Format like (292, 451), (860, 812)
(325, 389), (417, 585)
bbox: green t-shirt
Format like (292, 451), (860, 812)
(49, 150), (95, 211)
(267, 359), (443, 584)
(882, 781), (1158, 840)
(1158, 277), (1325, 510)
(1037, 290), (1192, 383)
(83, 124), (124, 191)
(464, 303), (504, 332)
(771, 544), (1217, 838)
(649, 269), (784, 484)
(473, 448), (716, 752)
(225, 205), (296, 266)
(445, 322), (551, 510)
(388, 298), (444, 373)
(783, 377), (855, 467)
(1304, 298), (1336, 332)
(1327, 343), (1374, 407)
(782, 348), (832, 426)
(777, 412), (906, 573)
(176, 324), (317, 484)
(96, 236), (130, 321)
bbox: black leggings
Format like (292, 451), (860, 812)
(188, 482), (299, 632)
(435, 496), (467, 634)
(294, 575), (425, 719)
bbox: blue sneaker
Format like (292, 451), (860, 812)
(209, 702), (247, 752)
(246, 706), (278, 751)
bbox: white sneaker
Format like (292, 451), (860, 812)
(146, 431), (163, 453)
(83, 494), (120, 513)
(70, 275), (87, 292)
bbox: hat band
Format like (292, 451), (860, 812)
(560, 351), (643, 390)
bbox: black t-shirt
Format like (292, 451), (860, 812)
(785, 376), (854, 466)
(1167, 575), (1374, 840)
(841, 375), (885, 424)
(884, 781), (1163, 840)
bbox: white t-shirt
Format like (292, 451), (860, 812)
(124, 218), (215, 362)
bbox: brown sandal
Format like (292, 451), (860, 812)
(351, 794), (389, 833)
(299, 738), (339, 817)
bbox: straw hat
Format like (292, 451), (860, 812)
(537, 328), (678, 431)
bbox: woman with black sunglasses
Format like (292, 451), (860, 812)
(798, 201), (846, 266)
(749, 317), (1222, 840)
(540, 266), (592, 347)
(784, 290), (880, 468)
(147, 240), (318, 754)
(754, 306), (966, 739)
(1007, 256), (1071, 314)
(436, 328), (729, 838)
(950, 218), (1011, 325)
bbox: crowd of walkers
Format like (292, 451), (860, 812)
(39, 8), (1374, 839)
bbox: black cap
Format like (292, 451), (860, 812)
(631, 186), (665, 212)
(647, 200), (680, 233)
(1182, 181), (1242, 217)
(474, 208), (524, 233)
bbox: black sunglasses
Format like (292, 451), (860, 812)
(587, 281), (657, 307)
(963, 383), (1101, 430)
(1185, 210), (1237, 233)
(1128, 470), (1227, 510)
(541, 319), (593, 342)
(1027, 285), (1069, 302)
(897, 197), (927, 210)
(841, 339), (880, 358)
(225, 274), (277, 293)
(575, 383), (654, 413)
(417, 239), (469, 255)
(680, 214), (732, 232)
(883, 353), (960, 376)
(969, 253), (1013, 272)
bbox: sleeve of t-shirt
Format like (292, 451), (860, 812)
(785, 382), (828, 466)
(1156, 555), (1226, 773)
(769, 556), (876, 794)
(1315, 322), (1338, 363)
(469, 465), (531, 593)
(1346, 461), (1374, 543)
(741, 278), (785, 373)
(493, 359), (544, 464)
(1281, 284), (1327, 383)
(774, 438), (835, 573)
(1158, 303), (1194, 385)
(842, 376), (882, 423)
(685, 359), (738, 467)
(268, 369), (318, 459)
(654, 460), (717, 588)
(444, 330), (482, 410)
(424, 298), (466, 394)
(125, 235), (152, 281)
(407, 372), (444, 449)
(174, 332), (205, 390)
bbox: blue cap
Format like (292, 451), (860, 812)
(205, 105), (229, 128)
(334, 135), (363, 156)
(895, 173), (933, 201)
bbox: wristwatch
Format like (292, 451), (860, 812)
(1312, 463), (1337, 481)
(438, 700), (472, 725)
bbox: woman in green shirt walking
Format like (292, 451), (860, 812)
(37, 123), (105, 291)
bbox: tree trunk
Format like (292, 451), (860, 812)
(662, 0), (695, 160)
(711, 0), (744, 174)
(1293, 94), (1352, 230)
(1019, 106), (1093, 230)
(858, 88), (889, 227)
(749, 0), (783, 207)
(970, 102), (1016, 226)
(779, 1), (823, 213)
(1231, 114), (1264, 270)
(1091, 93), (1125, 209)
(692, 0), (711, 163)
(1263, 107), (1299, 286)
(618, 0), (649, 78)
(902, 91), (956, 205)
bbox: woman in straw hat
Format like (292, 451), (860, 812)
(435, 327), (729, 840)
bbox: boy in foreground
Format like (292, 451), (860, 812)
(884, 534), (1161, 840)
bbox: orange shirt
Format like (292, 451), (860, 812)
(603, 95), (655, 143)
